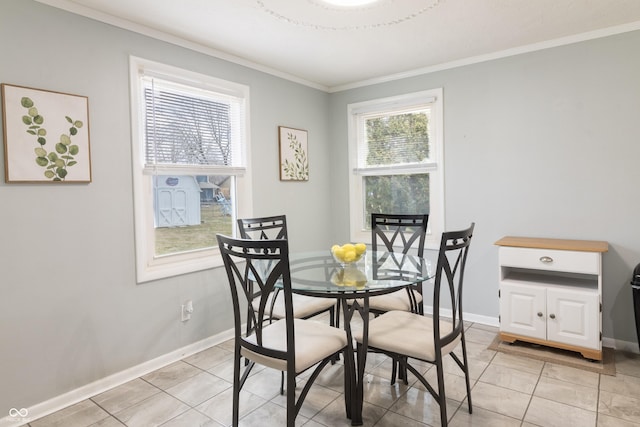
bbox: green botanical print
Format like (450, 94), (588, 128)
(282, 132), (309, 180)
(20, 96), (83, 181)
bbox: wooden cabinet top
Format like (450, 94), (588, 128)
(495, 236), (608, 253)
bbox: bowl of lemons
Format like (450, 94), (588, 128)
(331, 242), (367, 266)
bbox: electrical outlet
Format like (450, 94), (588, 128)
(181, 300), (193, 322)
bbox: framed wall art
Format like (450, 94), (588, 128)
(1, 83), (91, 183)
(278, 125), (309, 181)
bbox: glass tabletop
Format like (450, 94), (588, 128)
(287, 250), (437, 295)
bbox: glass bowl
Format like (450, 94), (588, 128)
(331, 243), (365, 266)
(331, 252), (364, 266)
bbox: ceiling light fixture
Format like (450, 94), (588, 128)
(258, 0), (442, 30)
(322, 0), (379, 6)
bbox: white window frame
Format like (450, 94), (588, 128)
(129, 56), (252, 283)
(347, 88), (444, 249)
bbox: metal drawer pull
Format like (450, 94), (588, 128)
(549, 313), (556, 319)
(539, 256), (553, 263)
(537, 312), (543, 317)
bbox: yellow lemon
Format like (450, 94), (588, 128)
(342, 243), (356, 252)
(343, 250), (357, 262)
(332, 246), (345, 261)
(332, 242), (366, 263)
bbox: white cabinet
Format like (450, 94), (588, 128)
(496, 237), (608, 361)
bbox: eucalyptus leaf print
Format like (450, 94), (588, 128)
(282, 131), (309, 180)
(19, 97), (83, 181)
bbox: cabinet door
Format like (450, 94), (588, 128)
(546, 288), (600, 350)
(500, 282), (546, 340)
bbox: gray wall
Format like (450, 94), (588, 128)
(2, 0), (640, 417)
(0, 0), (331, 415)
(329, 30), (640, 344)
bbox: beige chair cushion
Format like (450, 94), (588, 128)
(242, 318), (348, 373)
(350, 288), (423, 312)
(253, 292), (335, 319)
(353, 310), (460, 362)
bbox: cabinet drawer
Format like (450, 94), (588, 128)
(499, 247), (599, 275)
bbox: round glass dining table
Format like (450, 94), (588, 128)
(288, 249), (436, 297)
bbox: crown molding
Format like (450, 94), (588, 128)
(328, 20), (640, 92)
(34, 1), (640, 93)
(34, 0), (330, 92)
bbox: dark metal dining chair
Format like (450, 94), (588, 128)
(237, 215), (340, 393)
(217, 234), (349, 427)
(237, 215), (337, 330)
(347, 213), (428, 383)
(354, 223), (475, 427)
(368, 213), (429, 315)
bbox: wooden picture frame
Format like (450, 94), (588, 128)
(278, 126), (309, 181)
(1, 84), (92, 183)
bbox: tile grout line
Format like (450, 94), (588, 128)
(593, 369), (602, 427)
(521, 360), (545, 426)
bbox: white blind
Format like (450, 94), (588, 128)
(355, 105), (435, 173)
(142, 76), (246, 175)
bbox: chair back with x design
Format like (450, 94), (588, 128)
(433, 223), (475, 355)
(237, 215), (288, 241)
(371, 213), (428, 255)
(219, 236), (293, 345)
(369, 213), (429, 315)
(237, 215), (288, 334)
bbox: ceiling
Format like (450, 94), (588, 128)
(38, 0), (640, 91)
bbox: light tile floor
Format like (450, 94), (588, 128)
(22, 317), (640, 427)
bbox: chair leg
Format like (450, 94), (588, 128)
(245, 307), (253, 367)
(280, 371), (285, 395)
(398, 356), (408, 385)
(461, 335), (473, 413)
(390, 355), (410, 385)
(280, 372), (297, 396)
(342, 347), (353, 419)
(435, 356), (448, 426)
(233, 350), (241, 427)
(329, 305), (340, 364)
(286, 370), (296, 427)
(390, 357), (398, 385)
(404, 359), (409, 384)
(330, 305), (336, 327)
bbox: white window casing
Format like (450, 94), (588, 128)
(347, 88), (444, 248)
(129, 56), (252, 283)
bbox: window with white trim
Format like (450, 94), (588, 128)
(129, 57), (252, 282)
(348, 89), (444, 248)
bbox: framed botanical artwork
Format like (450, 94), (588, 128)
(1, 84), (91, 183)
(278, 126), (309, 181)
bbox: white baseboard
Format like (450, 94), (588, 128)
(0, 329), (234, 427)
(423, 306), (500, 328)
(604, 336), (639, 353)
(462, 312), (500, 328)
